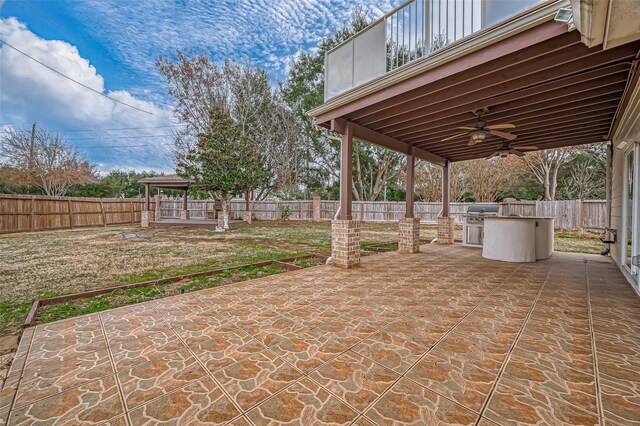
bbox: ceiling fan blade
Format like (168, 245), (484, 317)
(456, 126), (477, 131)
(488, 151), (500, 158)
(442, 132), (469, 142)
(489, 129), (517, 140)
(486, 123), (516, 130)
(510, 149), (525, 157)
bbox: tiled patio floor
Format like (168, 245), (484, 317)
(1, 244), (639, 425)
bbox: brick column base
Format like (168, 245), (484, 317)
(398, 217), (421, 253)
(242, 210), (252, 224)
(180, 210), (189, 220)
(141, 210), (154, 227)
(331, 220), (361, 268)
(437, 216), (455, 244)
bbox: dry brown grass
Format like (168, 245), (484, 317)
(0, 221), (602, 335)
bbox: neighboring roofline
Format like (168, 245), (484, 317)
(309, 0), (570, 120)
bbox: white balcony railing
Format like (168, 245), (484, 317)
(325, 0), (545, 100)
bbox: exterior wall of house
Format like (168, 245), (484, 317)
(609, 65), (640, 292)
(610, 143), (624, 269)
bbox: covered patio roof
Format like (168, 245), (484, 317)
(311, 20), (640, 163)
(138, 174), (194, 190)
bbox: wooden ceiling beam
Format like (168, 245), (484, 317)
(331, 118), (446, 166)
(375, 65), (630, 134)
(445, 131), (609, 158)
(357, 42), (632, 128)
(420, 122), (608, 158)
(411, 114), (615, 149)
(392, 83), (626, 148)
(392, 94), (622, 142)
(391, 91), (624, 141)
(401, 104), (618, 144)
(450, 137), (605, 161)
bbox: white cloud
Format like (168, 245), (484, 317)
(0, 17), (175, 172)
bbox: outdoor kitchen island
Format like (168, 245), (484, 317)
(482, 216), (554, 263)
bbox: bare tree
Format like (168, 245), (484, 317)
(457, 157), (522, 202)
(522, 148), (579, 200)
(558, 144), (607, 200)
(157, 54), (303, 199)
(0, 128), (95, 196)
(407, 161), (465, 202)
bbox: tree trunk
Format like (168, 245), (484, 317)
(222, 197), (230, 229)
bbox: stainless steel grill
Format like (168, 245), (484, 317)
(463, 204), (501, 247)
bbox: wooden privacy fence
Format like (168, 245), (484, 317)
(0, 194), (155, 234)
(0, 194), (607, 234)
(159, 198), (607, 231)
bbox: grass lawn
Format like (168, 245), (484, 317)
(0, 221), (605, 336)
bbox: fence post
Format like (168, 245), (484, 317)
(130, 200), (135, 224)
(579, 199), (585, 229)
(100, 199), (107, 226)
(30, 196), (35, 232)
(68, 199), (74, 229)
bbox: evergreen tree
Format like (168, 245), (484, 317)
(178, 106), (267, 228)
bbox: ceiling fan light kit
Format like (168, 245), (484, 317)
(471, 131), (487, 143)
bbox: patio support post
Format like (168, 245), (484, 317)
(141, 183), (151, 227)
(438, 160), (455, 244)
(399, 146), (420, 253)
(332, 121), (360, 268)
(180, 189), (189, 220)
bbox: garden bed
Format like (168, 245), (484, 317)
(28, 254), (327, 327)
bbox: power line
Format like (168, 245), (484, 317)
(2, 130), (172, 141)
(66, 134), (173, 141)
(0, 39), (154, 115)
(6, 124), (185, 133)
(76, 144), (150, 149)
(19, 0), (96, 57)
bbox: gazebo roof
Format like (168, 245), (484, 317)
(138, 174), (194, 189)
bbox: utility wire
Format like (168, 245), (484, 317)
(6, 124), (185, 133)
(76, 144), (150, 149)
(66, 134), (173, 141)
(0, 39), (154, 115)
(19, 0), (98, 58)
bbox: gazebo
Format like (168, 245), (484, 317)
(138, 175), (194, 227)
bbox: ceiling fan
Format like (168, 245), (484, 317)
(441, 108), (517, 146)
(489, 141), (538, 158)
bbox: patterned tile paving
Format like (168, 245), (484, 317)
(1, 246), (639, 425)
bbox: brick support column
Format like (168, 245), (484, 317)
(398, 217), (420, 253)
(312, 196), (321, 222)
(180, 210), (189, 220)
(437, 216), (455, 244)
(331, 220), (360, 268)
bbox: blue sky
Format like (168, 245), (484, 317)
(0, 0), (400, 173)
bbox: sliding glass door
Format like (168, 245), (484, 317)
(623, 146), (639, 283)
